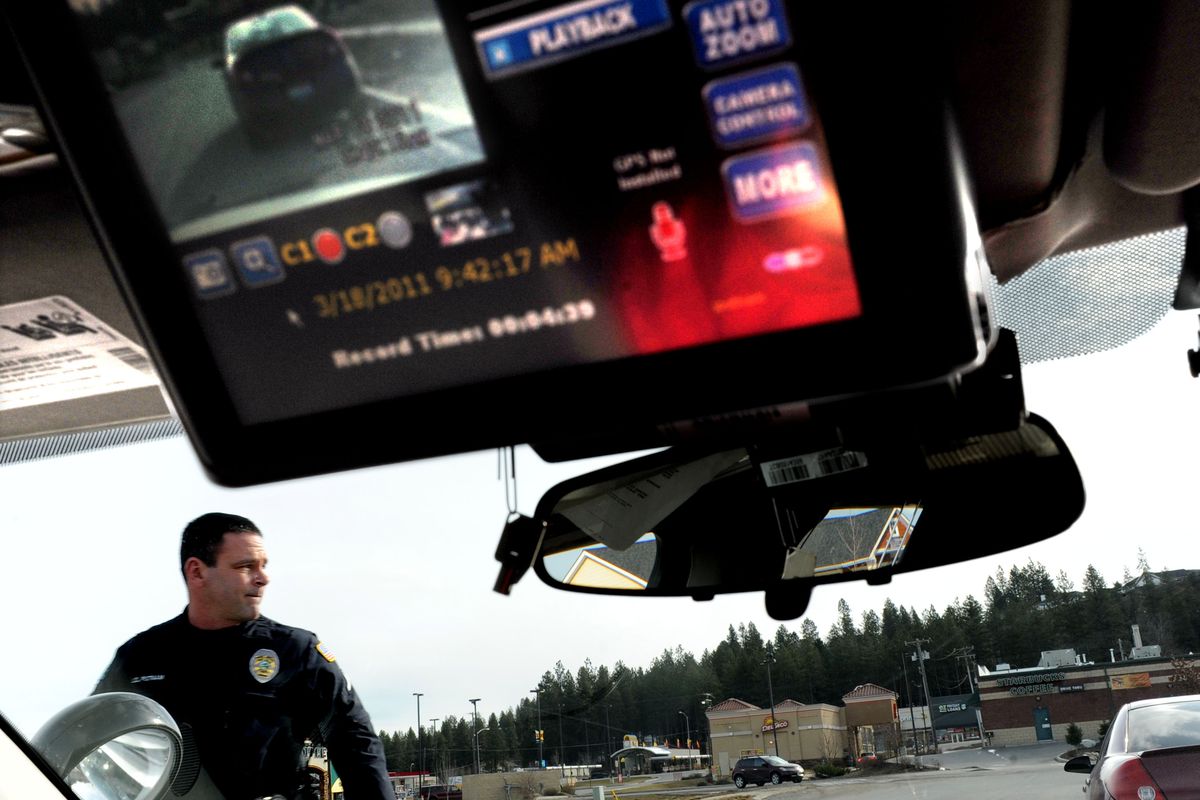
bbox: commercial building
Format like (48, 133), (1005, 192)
(841, 684), (902, 756)
(978, 652), (1180, 745)
(705, 697), (850, 772)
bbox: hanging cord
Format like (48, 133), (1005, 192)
(498, 446), (519, 521)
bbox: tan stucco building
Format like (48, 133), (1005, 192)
(841, 683), (900, 756)
(705, 698), (849, 773)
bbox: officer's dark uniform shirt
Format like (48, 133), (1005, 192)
(95, 610), (391, 800)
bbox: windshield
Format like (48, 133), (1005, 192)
(3, 233), (1197, 800)
(225, 6), (317, 59)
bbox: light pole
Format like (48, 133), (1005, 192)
(678, 711), (691, 770)
(428, 719), (440, 783)
(700, 694), (714, 778)
(475, 728), (492, 773)
(763, 643), (780, 757)
(414, 692), (424, 791)
(469, 698), (482, 774)
(530, 686), (544, 768)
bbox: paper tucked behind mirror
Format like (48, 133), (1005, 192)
(555, 449), (750, 550)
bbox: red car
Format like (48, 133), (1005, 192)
(1064, 694), (1200, 800)
(856, 752), (878, 766)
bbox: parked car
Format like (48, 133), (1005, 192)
(217, 5), (361, 145)
(1064, 694), (1200, 800)
(732, 755), (804, 787)
(856, 752), (878, 766)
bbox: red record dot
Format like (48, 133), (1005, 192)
(313, 229), (345, 264)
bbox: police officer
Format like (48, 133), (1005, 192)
(95, 513), (392, 800)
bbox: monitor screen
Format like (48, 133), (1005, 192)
(70, 0), (861, 425)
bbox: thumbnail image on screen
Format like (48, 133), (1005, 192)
(74, 0), (486, 242)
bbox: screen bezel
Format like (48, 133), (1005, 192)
(5, 2), (990, 485)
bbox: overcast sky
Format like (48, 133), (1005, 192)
(2, 311), (1196, 742)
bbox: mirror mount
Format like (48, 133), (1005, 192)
(764, 582), (814, 621)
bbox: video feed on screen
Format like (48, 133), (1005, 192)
(74, 0), (486, 241)
(425, 179), (514, 246)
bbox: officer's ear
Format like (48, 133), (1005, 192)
(183, 556), (208, 585)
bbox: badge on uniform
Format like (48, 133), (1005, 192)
(315, 641), (336, 663)
(250, 648), (280, 683)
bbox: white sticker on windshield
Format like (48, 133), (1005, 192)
(557, 449), (749, 551)
(0, 296), (159, 411)
(760, 448), (867, 486)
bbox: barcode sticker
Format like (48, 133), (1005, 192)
(760, 448), (868, 487)
(107, 346), (154, 374)
(0, 296), (159, 411)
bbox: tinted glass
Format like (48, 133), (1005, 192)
(1127, 701), (1200, 751)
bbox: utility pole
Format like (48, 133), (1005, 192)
(530, 686), (543, 768)
(948, 646), (978, 693)
(900, 655), (920, 757)
(558, 702), (566, 777)
(907, 639), (936, 754)
(763, 643), (780, 757)
(469, 698), (482, 774)
(414, 693), (425, 792)
(605, 704), (612, 762)
(583, 710), (591, 767)
(952, 647), (985, 745)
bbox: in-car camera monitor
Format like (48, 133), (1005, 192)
(8, 2), (992, 483)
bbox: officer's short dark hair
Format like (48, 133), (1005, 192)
(180, 513), (261, 575)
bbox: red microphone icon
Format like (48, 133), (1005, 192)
(649, 201), (687, 262)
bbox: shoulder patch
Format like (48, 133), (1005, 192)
(315, 641), (336, 662)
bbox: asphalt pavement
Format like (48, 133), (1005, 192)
(577, 743), (1082, 800)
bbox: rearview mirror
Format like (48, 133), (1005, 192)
(530, 412), (1084, 620)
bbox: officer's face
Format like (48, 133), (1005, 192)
(201, 531), (270, 624)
